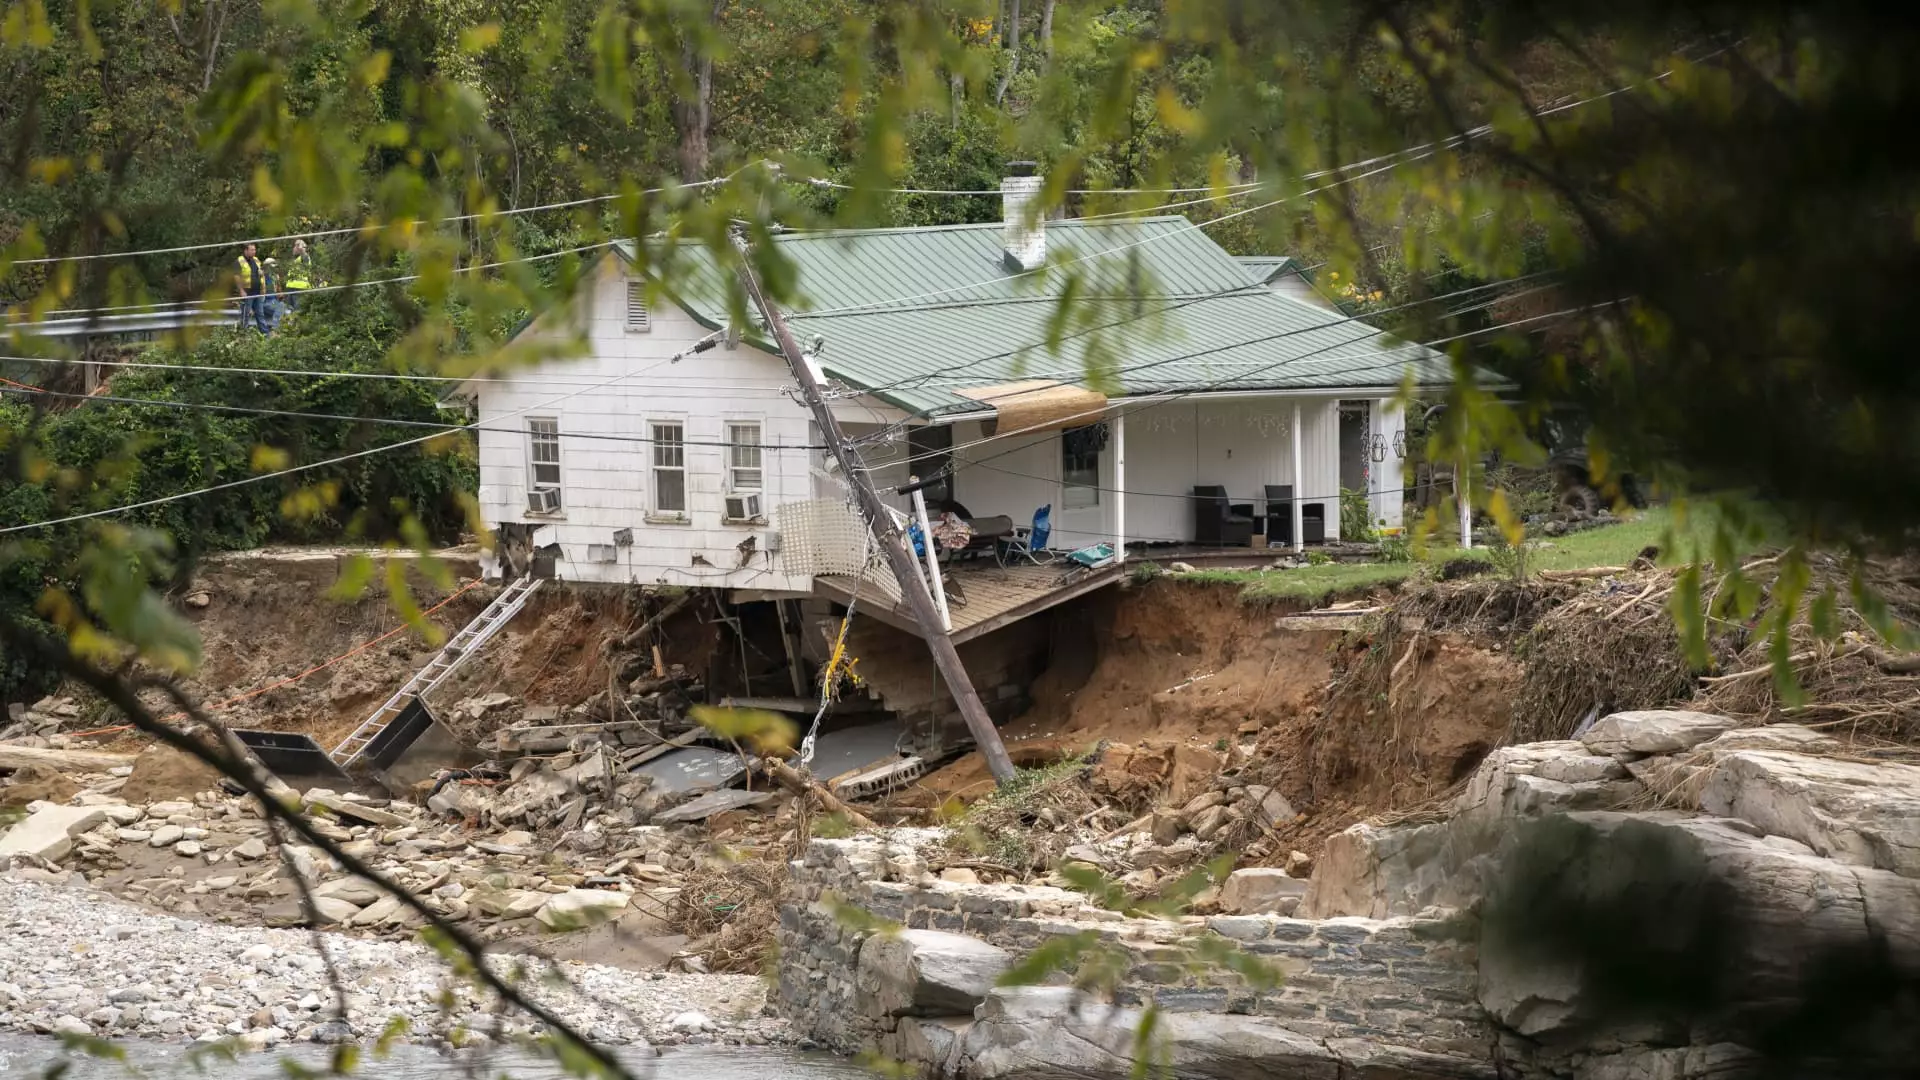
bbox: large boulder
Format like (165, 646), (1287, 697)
(1579, 711), (1737, 758)
(1476, 811), (1920, 1044)
(534, 888), (629, 930)
(857, 929), (1013, 1018)
(0, 804), (113, 861)
(1219, 868), (1308, 915)
(1302, 820), (1497, 919)
(1455, 742), (1639, 823)
(1699, 750), (1920, 878)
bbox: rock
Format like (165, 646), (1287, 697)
(1254, 789), (1295, 829)
(1149, 812), (1183, 846)
(148, 824), (186, 848)
(141, 800), (198, 820)
(1169, 561), (1196, 573)
(939, 867), (980, 885)
(312, 877), (383, 907)
(184, 590), (212, 609)
(51, 1015), (91, 1037)
(350, 894), (407, 927)
(1218, 868), (1308, 915)
(309, 896), (361, 924)
(173, 840), (203, 857)
(1453, 742), (1641, 824)
(1579, 710), (1738, 758)
(1189, 804), (1232, 840)
(232, 837), (269, 860)
(100, 805), (143, 826)
(115, 828), (153, 843)
(1476, 810), (1920, 1040)
(1694, 724), (1843, 757)
(0, 764), (79, 805)
(858, 928), (1013, 1018)
(0, 804), (112, 861)
(238, 944), (275, 966)
(668, 1011), (712, 1033)
(1699, 749), (1920, 877)
(534, 888), (629, 930)
(1181, 790), (1226, 816)
(1302, 819), (1493, 920)
(1285, 850), (1312, 877)
(304, 791), (406, 827)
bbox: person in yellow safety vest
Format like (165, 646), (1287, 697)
(234, 242), (267, 333)
(284, 237), (314, 309)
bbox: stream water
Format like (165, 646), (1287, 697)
(0, 1035), (870, 1078)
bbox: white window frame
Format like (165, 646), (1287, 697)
(527, 417), (562, 503)
(625, 280), (651, 332)
(1061, 427), (1101, 509)
(726, 421), (764, 493)
(650, 421), (687, 519)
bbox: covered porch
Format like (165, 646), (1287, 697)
(861, 392), (1409, 559)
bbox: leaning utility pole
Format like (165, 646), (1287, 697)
(731, 235), (1017, 786)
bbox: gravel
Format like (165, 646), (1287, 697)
(0, 875), (790, 1051)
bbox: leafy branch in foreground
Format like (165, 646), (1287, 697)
(0, 618), (641, 1080)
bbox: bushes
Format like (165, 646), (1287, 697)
(0, 287), (479, 700)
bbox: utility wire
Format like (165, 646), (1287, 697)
(0, 351), (817, 392)
(7, 184), (724, 267)
(0, 331), (727, 536)
(0, 384), (824, 450)
(875, 303), (1590, 480)
(14, 241), (616, 321)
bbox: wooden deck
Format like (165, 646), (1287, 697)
(812, 560), (1127, 644)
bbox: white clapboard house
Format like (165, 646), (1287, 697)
(452, 172), (1460, 643)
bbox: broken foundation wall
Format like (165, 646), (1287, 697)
(773, 832), (1492, 1079)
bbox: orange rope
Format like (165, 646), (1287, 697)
(68, 578), (488, 738)
(0, 376), (44, 392)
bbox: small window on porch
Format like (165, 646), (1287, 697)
(1061, 423), (1104, 509)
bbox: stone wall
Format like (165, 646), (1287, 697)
(773, 830), (1494, 1077)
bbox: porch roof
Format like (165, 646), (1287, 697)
(621, 217), (1474, 417)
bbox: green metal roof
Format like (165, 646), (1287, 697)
(624, 218), (1459, 416)
(1233, 255), (1301, 285)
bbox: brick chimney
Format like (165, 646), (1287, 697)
(1001, 161), (1046, 271)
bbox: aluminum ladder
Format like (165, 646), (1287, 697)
(329, 576), (545, 769)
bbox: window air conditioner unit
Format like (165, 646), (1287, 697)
(723, 493), (761, 521)
(527, 487), (562, 514)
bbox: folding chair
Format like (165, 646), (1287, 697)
(998, 504), (1053, 566)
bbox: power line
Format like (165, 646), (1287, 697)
(7, 183), (725, 268)
(14, 241), (617, 321)
(0, 330), (728, 535)
(879, 302), (1589, 480)
(805, 178), (1262, 197)
(0, 352), (813, 393)
(838, 275), (1548, 456)
(0, 384), (825, 449)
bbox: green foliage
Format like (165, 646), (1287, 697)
(1338, 487), (1377, 544)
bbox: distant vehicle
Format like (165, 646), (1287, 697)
(1417, 404), (1648, 515)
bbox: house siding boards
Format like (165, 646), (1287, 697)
(475, 263), (819, 588)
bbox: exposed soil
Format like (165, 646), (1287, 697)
(912, 578), (1517, 857)
(85, 550), (716, 755)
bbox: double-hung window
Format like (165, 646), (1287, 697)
(724, 422), (765, 522)
(526, 418), (562, 512)
(651, 422), (686, 516)
(727, 423), (763, 492)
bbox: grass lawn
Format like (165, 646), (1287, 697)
(1169, 506), (1711, 606)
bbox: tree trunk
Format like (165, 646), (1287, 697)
(1040, 0), (1056, 58)
(668, 1), (725, 183)
(993, 0), (1021, 106)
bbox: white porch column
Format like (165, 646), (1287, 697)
(1457, 453), (1473, 550)
(1291, 401), (1304, 554)
(1114, 409), (1127, 563)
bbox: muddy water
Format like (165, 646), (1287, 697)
(0, 1036), (867, 1078)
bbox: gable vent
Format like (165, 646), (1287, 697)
(625, 281), (651, 332)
